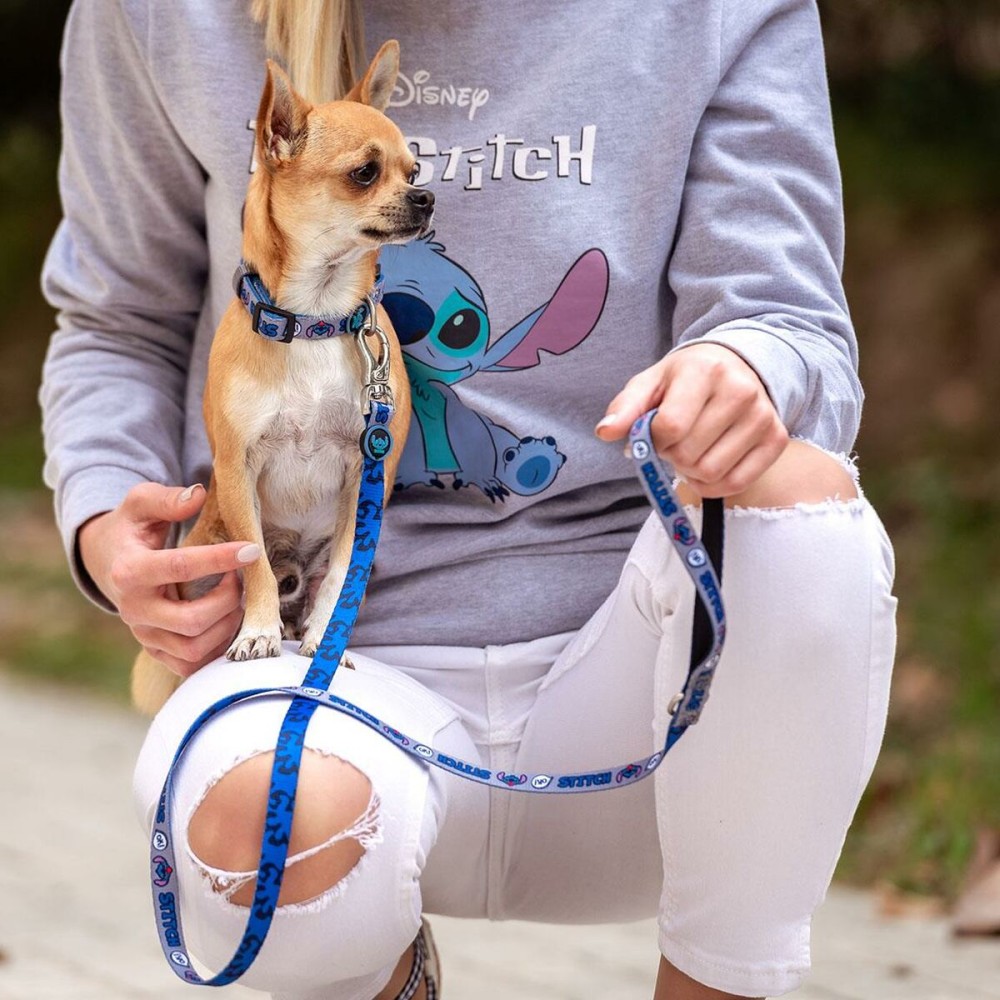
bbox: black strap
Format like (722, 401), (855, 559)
(690, 497), (725, 669)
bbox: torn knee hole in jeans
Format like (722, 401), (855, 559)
(730, 445), (864, 517)
(186, 751), (384, 913)
(192, 792), (382, 912)
(677, 443), (867, 517)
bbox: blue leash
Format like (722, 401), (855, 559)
(149, 405), (725, 985)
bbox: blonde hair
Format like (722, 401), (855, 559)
(250, 0), (365, 103)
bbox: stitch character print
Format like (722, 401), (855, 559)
(380, 235), (609, 501)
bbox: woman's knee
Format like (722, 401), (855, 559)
(187, 748), (379, 906)
(678, 439), (859, 509)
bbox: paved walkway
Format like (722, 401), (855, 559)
(1, 671), (998, 999)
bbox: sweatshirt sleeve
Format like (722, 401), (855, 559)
(667, 0), (860, 454)
(40, 0), (208, 608)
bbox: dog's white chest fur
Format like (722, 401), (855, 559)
(247, 338), (366, 538)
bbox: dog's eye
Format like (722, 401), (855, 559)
(350, 161), (380, 186)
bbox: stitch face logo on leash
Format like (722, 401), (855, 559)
(672, 516), (695, 546)
(382, 724), (410, 746)
(152, 855), (174, 888)
(497, 771), (527, 787)
(360, 425), (393, 461)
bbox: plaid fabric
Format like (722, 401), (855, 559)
(393, 921), (439, 1000)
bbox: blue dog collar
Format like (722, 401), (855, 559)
(233, 261), (384, 343)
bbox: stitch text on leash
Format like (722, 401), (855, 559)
(437, 753), (491, 781)
(557, 771), (613, 789)
(158, 892), (181, 947)
(641, 461), (679, 518)
(699, 570), (725, 624)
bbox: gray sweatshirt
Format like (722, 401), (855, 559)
(41, 0), (859, 647)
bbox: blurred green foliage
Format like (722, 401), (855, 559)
(0, 0), (998, 899)
(819, 0), (1000, 207)
(0, 0), (69, 490)
(817, 1), (1000, 896)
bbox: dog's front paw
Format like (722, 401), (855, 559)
(226, 626), (282, 661)
(297, 616), (332, 659)
(297, 639), (354, 672)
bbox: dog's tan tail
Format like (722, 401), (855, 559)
(130, 650), (182, 717)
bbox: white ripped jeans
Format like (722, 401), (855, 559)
(133, 490), (897, 999)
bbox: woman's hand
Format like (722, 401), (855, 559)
(595, 343), (789, 497)
(78, 483), (260, 677)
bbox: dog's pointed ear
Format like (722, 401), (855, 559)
(345, 40), (399, 112)
(257, 59), (312, 169)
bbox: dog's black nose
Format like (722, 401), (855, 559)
(407, 188), (435, 210)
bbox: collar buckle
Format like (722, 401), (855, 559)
(251, 301), (297, 343)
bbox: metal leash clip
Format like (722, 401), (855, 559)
(356, 296), (394, 414)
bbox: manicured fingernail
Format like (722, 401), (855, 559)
(179, 483), (204, 502)
(236, 543), (261, 564)
(595, 414), (617, 432)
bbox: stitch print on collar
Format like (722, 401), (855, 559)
(233, 261), (385, 343)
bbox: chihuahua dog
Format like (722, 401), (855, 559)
(131, 41), (427, 715)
